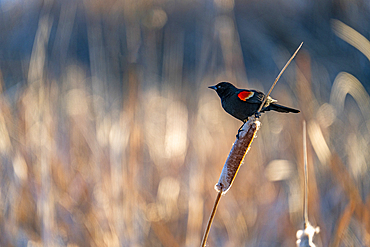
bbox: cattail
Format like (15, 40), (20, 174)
(215, 117), (260, 193)
(201, 118), (260, 247)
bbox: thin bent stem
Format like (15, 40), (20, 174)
(200, 191), (222, 247)
(303, 120), (308, 228)
(257, 42), (304, 113)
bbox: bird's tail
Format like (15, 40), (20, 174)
(265, 103), (300, 113)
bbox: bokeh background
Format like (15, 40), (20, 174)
(1, 0), (370, 246)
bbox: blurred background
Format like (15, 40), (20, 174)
(0, 0), (370, 246)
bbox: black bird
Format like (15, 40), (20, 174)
(209, 82), (300, 135)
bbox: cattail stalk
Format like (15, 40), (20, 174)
(200, 191), (222, 247)
(201, 118), (260, 247)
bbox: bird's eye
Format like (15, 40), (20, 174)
(217, 85), (221, 89)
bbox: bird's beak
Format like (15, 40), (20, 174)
(208, 85), (217, 90)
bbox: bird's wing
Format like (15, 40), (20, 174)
(237, 89), (278, 105)
(237, 90), (255, 101)
(237, 89), (265, 103)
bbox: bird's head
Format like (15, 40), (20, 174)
(208, 82), (237, 98)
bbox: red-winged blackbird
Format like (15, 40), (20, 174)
(209, 82), (300, 132)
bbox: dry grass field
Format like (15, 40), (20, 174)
(0, 0), (369, 246)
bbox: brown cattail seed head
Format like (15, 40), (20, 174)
(215, 117), (260, 194)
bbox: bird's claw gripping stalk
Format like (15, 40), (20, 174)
(236, 130), (240, 139)
(236, 120), (246, 139)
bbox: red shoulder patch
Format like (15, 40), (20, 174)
(238, 90), (254, 101)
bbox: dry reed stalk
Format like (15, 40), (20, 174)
(27, 3), (55, 245)
(303, 120), (309, 228)
(257, 42), (303, 113)
(331, 201), (356, 247)
(201, 43), (303, 247)
(329, 154), (370, 246)
(296, 121), (320, 247)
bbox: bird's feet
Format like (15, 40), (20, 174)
(236, 121), (246, 139)
(236, 130), (241, 139)
(254, 112), (261, 119)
